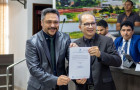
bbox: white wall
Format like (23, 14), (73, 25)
(8, 0), (28, 90)
(8, 0), (52, 90)
(27, 0), (52, 39)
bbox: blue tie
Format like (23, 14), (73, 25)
(123, 40), (128, 61)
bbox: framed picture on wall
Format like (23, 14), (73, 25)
(56, 0), (140, 39)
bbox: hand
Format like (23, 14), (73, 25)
(57, 75), (70, 86)
(88, 46), (100, 57)
(76, 78), (87, 84)
(123, 17), (127, 22)
(69, 43), (78, 48)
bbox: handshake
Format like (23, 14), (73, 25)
(57, 75), (87, 86)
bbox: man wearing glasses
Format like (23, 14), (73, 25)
(73, 13), (122, 90)
(25, 8), (71, 90)
(116, 0), (140, 31)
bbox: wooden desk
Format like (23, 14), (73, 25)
(110, 66), (140, 90)
(0, 54), (14, 90)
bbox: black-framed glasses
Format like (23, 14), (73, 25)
(45, 20), (59, 25)
(82, 22), (96, 27)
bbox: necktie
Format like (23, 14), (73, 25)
(123, 40), (128, 61)
(49, 37), (56, 75)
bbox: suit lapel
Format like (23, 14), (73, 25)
(129, 36), (134, 56)
(76, 34), (101, 64)
(76, 37), (86, 47)
(38, 31), (52, 67)
(91, 34), (101, 64)
(91, 34), (101, 47)
(55, 32), (62, 66)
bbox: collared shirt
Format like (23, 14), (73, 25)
(120, 38), (131, 65)
(83, 35), (96, 84)
(117, 12), (140, 24)
(105, 33), (116, 41)
(43, 31), (56, 51)
(83, 35), (95, 47)
(43, 31), (57, 75)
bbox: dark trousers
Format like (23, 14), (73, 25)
(76, 81), (116, 90)
(76, 84), (94, 90)
(53, 85), (68, 90)
(52, 86), (59, 90)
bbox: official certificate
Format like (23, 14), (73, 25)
(69, 47), (90, 79)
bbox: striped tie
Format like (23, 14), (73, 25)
(123, 40), (128, 61)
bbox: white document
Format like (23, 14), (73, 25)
(69, 47), (90, 79)
(135, 64), (140, 71)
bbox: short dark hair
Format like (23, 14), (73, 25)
(120, 21), (134, 30)
(97, 20), (108, 28)
(125, 0), (133, 6)
(41, 8), (60, 21)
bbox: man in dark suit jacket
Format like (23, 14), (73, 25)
(73, 13), (122, 90)
(114, 21), (140, 63)
(25, 8), (71, 90)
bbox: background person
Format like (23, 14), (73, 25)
(116, 0), (140, 31)
(115, 21), (140, 63)
(57, 0), (74, 7)
(97, 19), (116, 41)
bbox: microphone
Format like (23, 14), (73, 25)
(61, 18), (65, 32)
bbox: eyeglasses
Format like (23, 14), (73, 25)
(45, 20), (59, 25)
(82, 22), (96, 27)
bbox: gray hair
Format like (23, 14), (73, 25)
(41, 8), (60, 21)
(78, 12), (95, 25)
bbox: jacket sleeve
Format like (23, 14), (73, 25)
(138, 40), (140, 55)
(66, 37), (71, 61)
(25, 39), (58, 88)
(99, 38), (122, 67)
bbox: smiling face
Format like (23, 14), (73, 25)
(120, 25), (134, 40)
(79, 14), (96, 39)
(41, 13), (59, 36)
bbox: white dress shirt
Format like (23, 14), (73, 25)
(119, 38), (131, 66)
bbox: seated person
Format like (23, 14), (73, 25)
(97, 19), (116, 41)
(114, 21), (140, 63)
(116, 0), (140, 31)
(58, 0), (74, 7)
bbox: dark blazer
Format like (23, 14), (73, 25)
(25, 30), (71, 90)
(74, 34), (122, 90)
(114, 35), (140, 62)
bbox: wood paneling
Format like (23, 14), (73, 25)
(0, 54), (14, 90)
(111, 67), (140, 90)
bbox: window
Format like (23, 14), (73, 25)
(0, 0), (8, 54)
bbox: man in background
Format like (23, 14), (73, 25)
(57, 0), (74, 7)
(115, 21), (140, 63)
(97, 19), (116, 41)
(116, 0), (140, 31)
